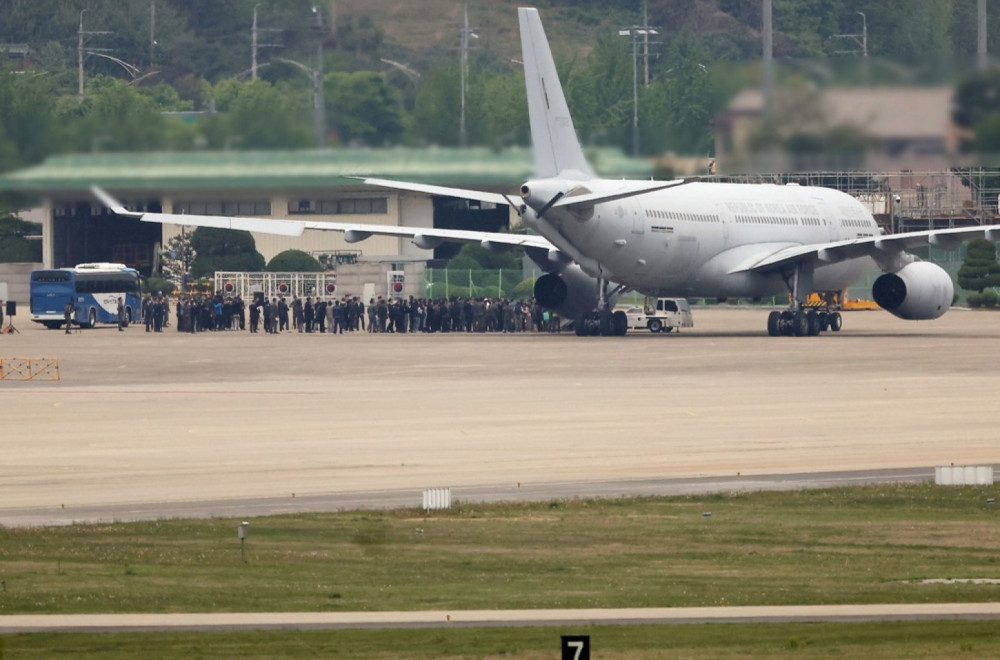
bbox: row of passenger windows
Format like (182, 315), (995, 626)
(646, 209), (721, 223)
(735, 214), (811, 226)
(289, 198), (388, 215)
(173, 201), (272, 216)
(840, 218), (874, 228)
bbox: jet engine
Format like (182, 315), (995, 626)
(533, 265), (616, 320)
(872, 261), (954, 320)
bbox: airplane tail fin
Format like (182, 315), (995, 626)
(519, 7), (594, 181)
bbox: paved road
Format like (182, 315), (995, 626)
(2, 308), (999, 526)
(2, 603), (1000, 632)
(2, 307), (999, 632)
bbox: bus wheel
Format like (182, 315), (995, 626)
(125, 307), (132, 327)
(88, 308), (97, 328)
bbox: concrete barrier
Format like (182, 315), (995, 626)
(935, 465), (994, 486)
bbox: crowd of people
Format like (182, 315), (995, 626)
(137, 292), (565, 334)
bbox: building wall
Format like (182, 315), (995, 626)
(0, 262), (44, 305)
(334, 261), (425, 301)
(158, 189), (433, 264)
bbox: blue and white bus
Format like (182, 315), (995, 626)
(30, 263), (142, 329)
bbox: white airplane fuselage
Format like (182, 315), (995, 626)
(529, 179), (877, 299)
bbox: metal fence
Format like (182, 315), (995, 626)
(423, 269), (530, 300)
(213, 272), (337, 300)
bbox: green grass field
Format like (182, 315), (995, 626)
(2, 483), (1000, 657)
(4, 621), (1000, 660)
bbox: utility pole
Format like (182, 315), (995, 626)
(459, 6), (478, 148)
(251, 4), (281, 81)
(831, 11), (869, 84)
(619, 16), (658, 157)
(149, 0), (155, 68)
(78, 9), (113, 102)
(762, 0), (773, 117)
(978, 0), (988, 72)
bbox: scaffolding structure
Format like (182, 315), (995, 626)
(714, 168), (1000, 234)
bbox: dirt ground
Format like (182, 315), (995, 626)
(1, 307), (998, 519)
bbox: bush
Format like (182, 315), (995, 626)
(266, 249), (323, 272)
(510, 277), (537, 301)
(143, 276), (176, 295)
(981, 290), (998, 308)
(967, 292), (983, 308)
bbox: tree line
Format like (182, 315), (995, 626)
(0, 0), (997, 182)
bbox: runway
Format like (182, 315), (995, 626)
(2, 603), (1000, 633)
(2, 307), (999, 527)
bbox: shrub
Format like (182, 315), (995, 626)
(967, 292), (983, 308)
(981, 290), (998, 308)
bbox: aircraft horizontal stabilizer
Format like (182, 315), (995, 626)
(359, 177), (513, 207)
(551, 178), (700, 210)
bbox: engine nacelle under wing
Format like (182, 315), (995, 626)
(533, 265), (615, 320)
(872, 261), (954, 320)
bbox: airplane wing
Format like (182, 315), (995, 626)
(91, 186), (554, 251)
(734, 224), (1000, 274)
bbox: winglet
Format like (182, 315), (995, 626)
(91, 186), (143, 217)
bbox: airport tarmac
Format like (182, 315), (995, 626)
(1, 307), (999, 526)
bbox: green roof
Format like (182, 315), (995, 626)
(0, 147), (653, 193)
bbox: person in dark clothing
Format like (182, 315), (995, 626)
(315, 298), (327, 333)
(278, 297), (289, 332)
(249, 296), (260, 333)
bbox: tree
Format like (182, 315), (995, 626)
(411, 62), (461, 146)
(448, 242), (522, 271)
(0, 69), (58, 173)
(189, 227), (265, 279)
(0, 214), (42, 263)
(160, 229), (197, 289)
(63, 78), (171, 152)
(957, 239), (1000, 293)
(325, 71), (406, 146)
(204, 79), (312, 150)
(266, 249), (323, 272)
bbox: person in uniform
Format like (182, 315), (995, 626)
(64, 299), (75, 334)
(116, 297), (126, 331)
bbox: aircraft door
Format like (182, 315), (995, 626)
(632, 200), (645, 235)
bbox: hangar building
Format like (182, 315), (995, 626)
(0, 147), (652, 275)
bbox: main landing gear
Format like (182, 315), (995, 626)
(766, 264), (843, 337)
(575, 276), (629, 336)
(766, 308), (842, 337)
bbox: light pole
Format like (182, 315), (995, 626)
(78, 9), (113, 102)
(618, 24), (657, 157)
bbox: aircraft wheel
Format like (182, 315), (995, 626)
(598, 309), (613, 336)
(612, 310), (629, 336)
(574, 314), (588, 337)
(818, 312), (830, 332)
(767, 311), (781, 337)
(793, 311), (808, 337)
(829, 312), (843, 332)
(806, 310), (820, 336)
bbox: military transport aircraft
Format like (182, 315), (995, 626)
(94, 7), (1000, 337)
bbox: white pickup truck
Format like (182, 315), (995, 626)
(622, 297), (694, 333)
